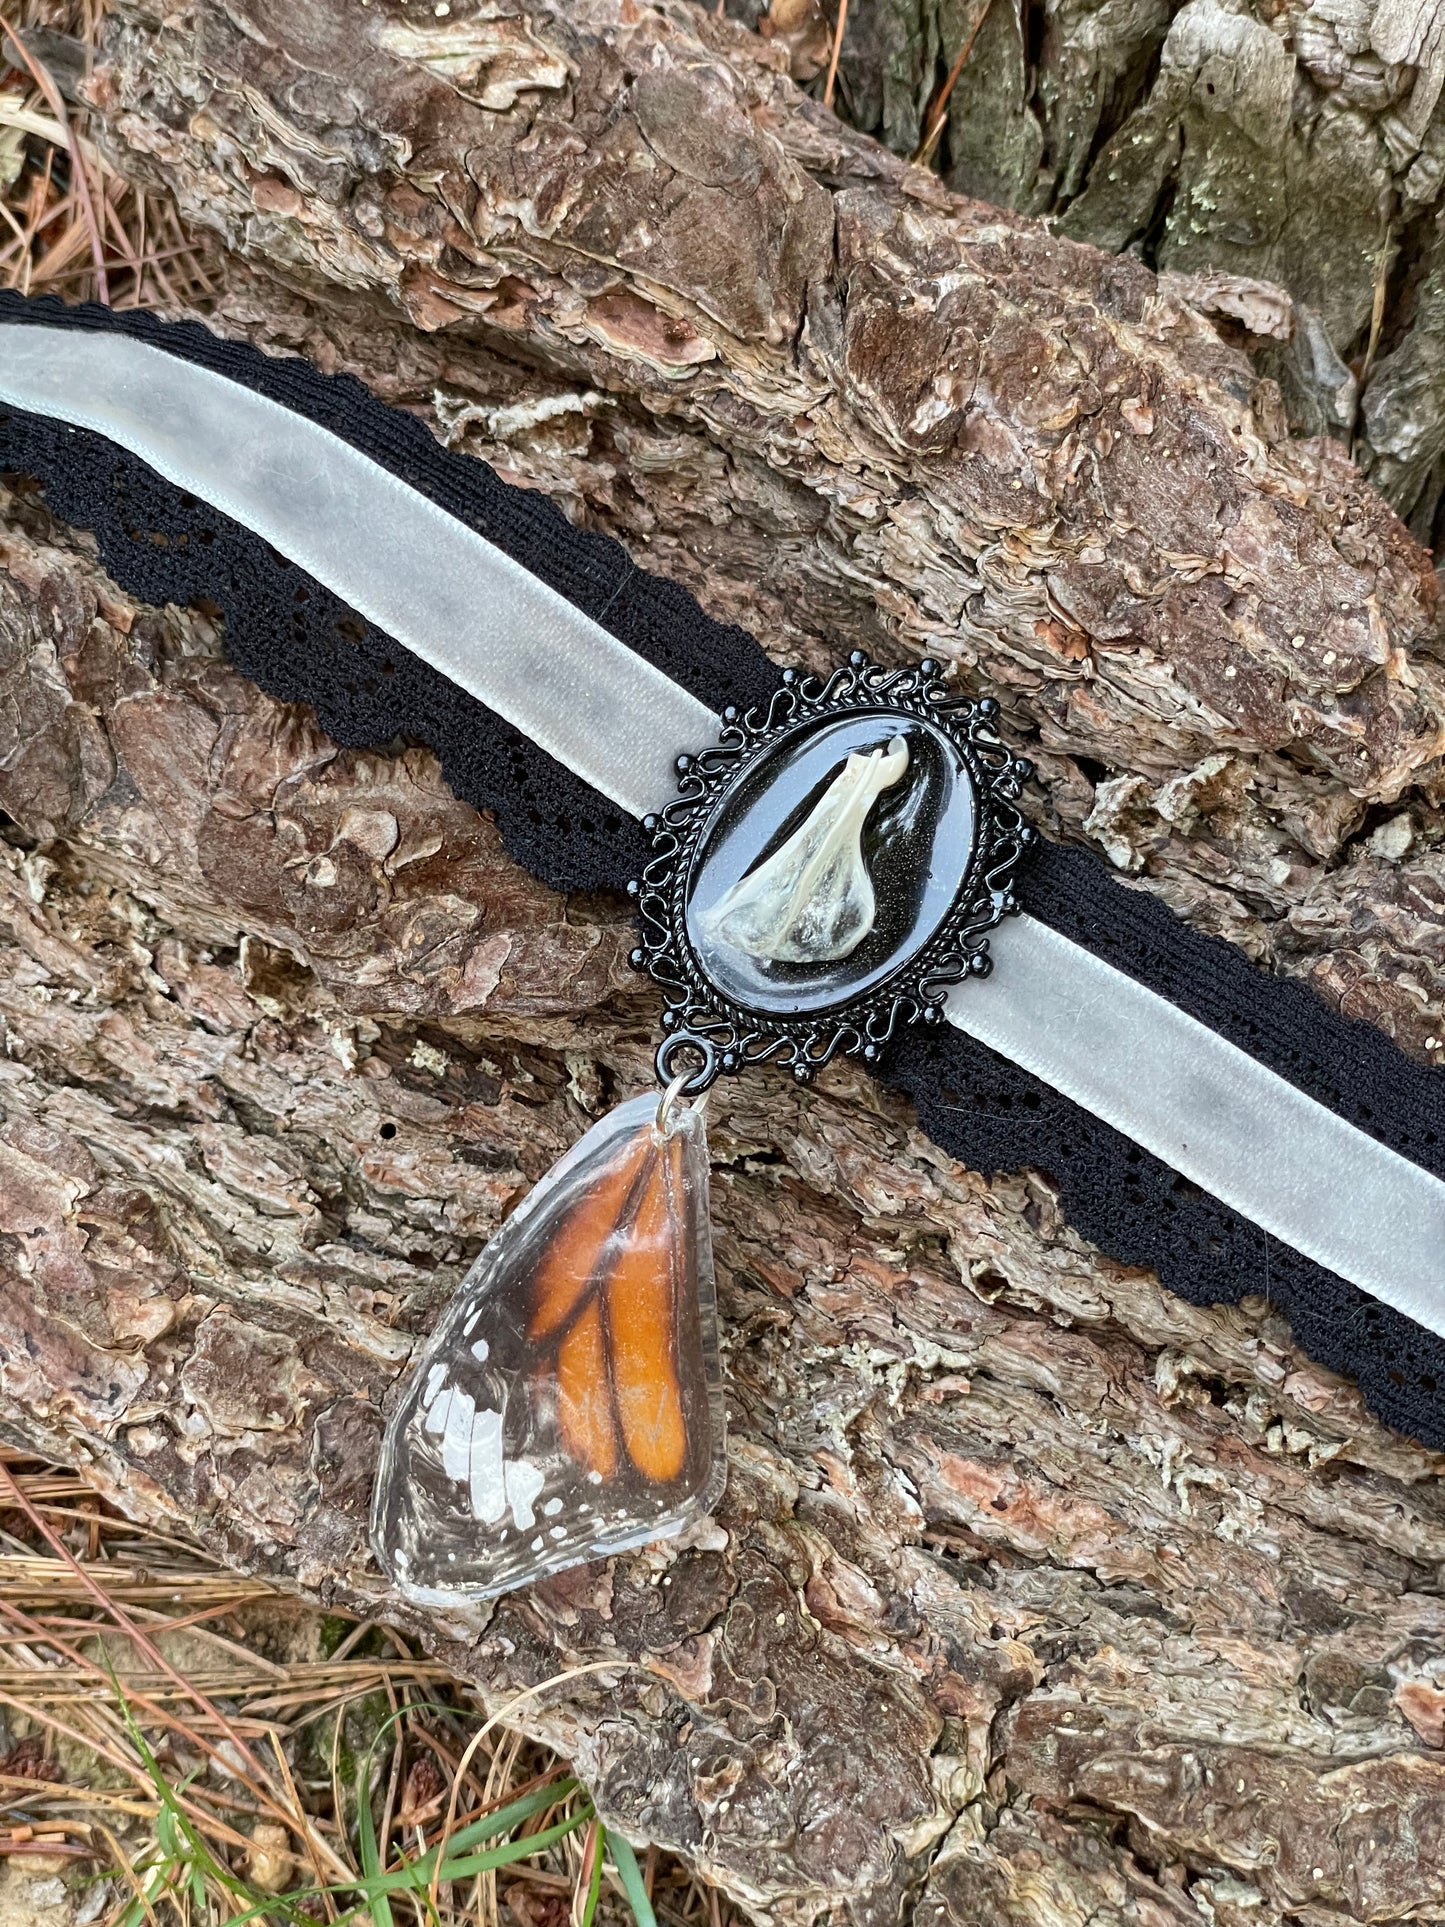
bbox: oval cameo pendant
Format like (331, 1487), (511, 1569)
(631, 654), (1035, 1088)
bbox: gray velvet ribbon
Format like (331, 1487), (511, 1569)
(0, 327), (713, 819)
(4, 324), (1441, 1338)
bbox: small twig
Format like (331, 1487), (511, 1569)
(270, 1729), (339, 1921)
(0, 1775), (153, 1819)
(95, 1820), (165, 1927)
(120, 1598), (280, 1646)
(1351, 223), (1396, 457)
(0, 198), (31, 248)
(97, 174), (142, 280)
(31, 241), (210, 288)
(913, 0), (995, 168)
(570, 1820), (601, 1927)
(375, 1676), (404, 1868)
(823, 0), (848, 110)
(324, 1616), (378, 1664)
(0, 103), (113, 178)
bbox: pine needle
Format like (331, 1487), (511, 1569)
(1, 0), (217, 307)
(0, 1448), (740, 1927)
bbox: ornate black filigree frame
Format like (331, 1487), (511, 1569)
(628, 654), (1036, 1091)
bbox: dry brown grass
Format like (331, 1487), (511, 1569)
(1, 0), (219, 308)
(0, 1448), (733, 1927)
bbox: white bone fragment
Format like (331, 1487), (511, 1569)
(701, 735), (910, 964)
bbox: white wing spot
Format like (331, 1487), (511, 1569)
(542, 1497), (563, 1517)
(470, 1338), (490, 1363)
(438, 1387), (476, 1484)
(504, 1458), (546, 1530)
(467, 1407), (507, 1524)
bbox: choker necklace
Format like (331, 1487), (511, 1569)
(2, 296), (1443, 1600)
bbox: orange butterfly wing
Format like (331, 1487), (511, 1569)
(528, 1127), (652, 1341)
(555, 1298), (619, 1479)
(527, 1120), (688, 1486)
(606, 1130), (687, 1483)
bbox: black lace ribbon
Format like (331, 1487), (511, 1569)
(3, 290), (1444, 1445)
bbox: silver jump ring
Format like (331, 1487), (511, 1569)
(655, 1066), (695, 1134)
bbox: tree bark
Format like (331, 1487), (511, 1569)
(2, 1), (1445, 1921)
(795, 0), (1445, 555)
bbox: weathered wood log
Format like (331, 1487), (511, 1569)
(81, 0), (1445, 1060)
(1, 1), (1444, 1920)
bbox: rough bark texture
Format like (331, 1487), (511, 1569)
(76, 0), (1445, 1056)
(773, 0), (1445, 555)
(1, 1), (1445, 1922)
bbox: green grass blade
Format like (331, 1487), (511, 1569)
(210, 1780), (589, 1927)
(356, 1752), (396, 1927)
(365, 1807), (592, 1896)
(604, 1830), (657, 1927)
(117, 1864), (170, 1927)
(201, 1880), (344, 1927)
(100, 1654), (599, 1927)
(431, 1776), (578, 1861)
(579, 1826), (604, 1927)
(382, 1838), (440, 1927)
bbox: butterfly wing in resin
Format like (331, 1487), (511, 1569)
(371, 1094), (724, 1603)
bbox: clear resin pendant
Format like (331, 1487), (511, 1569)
(371, 1093), (724, 1604)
